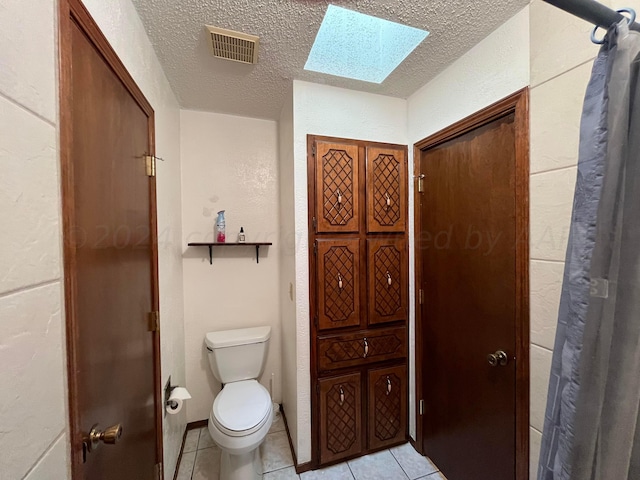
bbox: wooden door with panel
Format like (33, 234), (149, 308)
(368, 364), (407, 450)
(366, 146), (407, 233)
(367, 238), (408, 326)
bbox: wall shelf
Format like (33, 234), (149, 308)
(187, 242), (273, 265)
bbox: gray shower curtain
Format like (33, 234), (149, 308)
(538, 21), (640, 480)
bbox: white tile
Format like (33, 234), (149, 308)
(530, 345), (553, 432)
(530, 260), (564, 349)
(184, 428), (201, 453)
(530, 168), (576, 262)
(300, 462), (354, 479)
(0, 283), (66, 479)
(530, 427), (543, 480)
(262, 431), (294, 473)
(348, 450), (408, 480)
(270, 412), (286, 433)
(266, 466), (301, 480)
(530, 0), (601, 87)
(23, 434), (69, 480)
(0, 0), (57, 122)
(390, 443), (438, 480)
(0, 97), (60, 295)
(192, 446), (222, 480)
(530, 62), (593, 173)
(198, 426), (216, 450)
(176, 451), (196, 480)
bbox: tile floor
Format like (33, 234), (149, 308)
(176, 413), (446, 480)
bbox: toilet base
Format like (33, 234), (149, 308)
(220, 447), (263, 480)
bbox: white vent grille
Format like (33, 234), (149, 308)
(206, 26), (259, 64)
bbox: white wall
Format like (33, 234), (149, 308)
(278, 90), (299, 455)
(527, 0), (638, 477)
(291, 80), (408, 463)
(407, 6), (530, 441)
(181, 110), (282, 423)
(0, 0), (186, 477)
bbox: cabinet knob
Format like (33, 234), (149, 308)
(363, 338), (369, 358)
(386, 271), (392, 287)
(386, 376), (392, 395)
(336, 189), (343, 208)
(339, 386), (345, 406)
(337, 274), (343, 290)
(385, 193), (392, 210)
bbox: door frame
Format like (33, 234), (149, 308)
(58, 0), (163, 477)
(412, 88), (530, 479)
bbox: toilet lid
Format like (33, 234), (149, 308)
(213, 380), (271, 433)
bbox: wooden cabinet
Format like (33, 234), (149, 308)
(316, 239), (361, 331)
(366, 146), (407, 233)
(315, 142), (360, 233)
(309, 135), (408, 468)
(367, 238), (408, 326)
(368, 365), (407, 450)
(319, 373), (362, 464)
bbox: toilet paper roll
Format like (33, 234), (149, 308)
(166, 387), (192, 415)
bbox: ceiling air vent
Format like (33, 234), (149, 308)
(206, 25), (259, 64)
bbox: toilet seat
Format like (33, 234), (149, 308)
(212, 380), (272, 437)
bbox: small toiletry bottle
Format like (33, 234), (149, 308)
(238, 227), (246, 243)
(216, 210), (226, 243)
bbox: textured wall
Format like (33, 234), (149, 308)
(278, 90), (299, 455)
(292, 80), (408, 463)
(180, 110), (282, 423)
(0, 0), (68, 477)
(407, 6), (530, 441)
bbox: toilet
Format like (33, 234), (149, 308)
(205, 326), (273, 480)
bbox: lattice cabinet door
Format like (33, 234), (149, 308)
(315, 142), (360, 233)
(366, 146), (407, 233)
(368, 365), (407, 450)
(367, 238), (408, 325)
(319, 372), (362, 464)
(316, 239), (361, 331)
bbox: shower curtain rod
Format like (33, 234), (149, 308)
(543, 0), (640, 30)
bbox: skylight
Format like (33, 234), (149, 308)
(304, 5), (429, 84)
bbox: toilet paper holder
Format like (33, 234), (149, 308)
(164, 377), (191, 411)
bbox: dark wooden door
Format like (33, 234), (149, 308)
(367, 238), (407, 326)
(368, 365), (407, 450)
(316, 239), (361, 331)
(319, 372), (362, 464)
(366, 146), (406, 233)
(66, 9), (159, 480)
(315, 142), (360, 233)
(420, 113), (517, 480)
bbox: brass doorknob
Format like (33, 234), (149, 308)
(487, 350), (508, 367)
(87, 423), (123, 451)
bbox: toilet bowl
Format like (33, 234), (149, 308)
(205, 327), (273, 480)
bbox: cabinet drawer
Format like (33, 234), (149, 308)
(319, 372), (362, 464)
(318, 326), (406, 372)
(367, 238), (408, 325)
(368, 365), (407, 450)
(366, 146), (407, 233)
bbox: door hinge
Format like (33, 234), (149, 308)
(312, 144), (316, 157)
(419, 399), (425, 415)
(154, 462), (163, 480)
(313, 241), (317, 255)
(312, 217), (317, 232)
(148, 311), (160, 332)
(419, 289), (424, 305)
(415, 174), (425, 193)
(145, 155), (156, 177)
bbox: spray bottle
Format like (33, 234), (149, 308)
(216, 210), (226, 243)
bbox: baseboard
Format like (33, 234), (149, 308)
(187, 419), (208, 430)
(279, 405), (312, 474)
(172, 427), (189, 480)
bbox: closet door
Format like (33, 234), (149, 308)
(315, 141), (360, 233)
(366, 146), (406, 233)
(319, 373), (362, 464)
(367, 238), (408, 325)
(368, 365), (407, 450)
(316, 239), (361, 331)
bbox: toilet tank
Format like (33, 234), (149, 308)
(205, 326), (271, 384)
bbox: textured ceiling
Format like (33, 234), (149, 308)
(131, 0), (528, 119)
